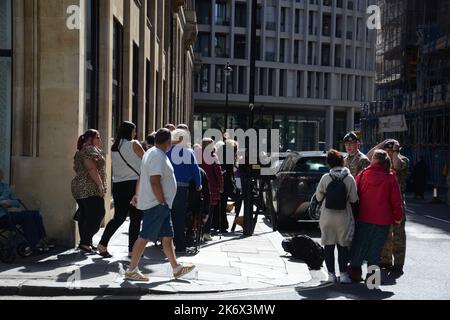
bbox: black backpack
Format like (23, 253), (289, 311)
(325, 173), (348, 210)
(282, 235), (324, 270)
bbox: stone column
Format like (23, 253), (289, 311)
(13, 0), (86, 246)
(346, 106), (355, 132)
(326, 105), (335, 149)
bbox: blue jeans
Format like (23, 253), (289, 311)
(350, 221), (390, 268)
(171, 186), (189, 252)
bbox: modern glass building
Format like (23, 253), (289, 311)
(193, 0), (376, 151)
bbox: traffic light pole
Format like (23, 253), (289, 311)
(243, 0), (258, 236)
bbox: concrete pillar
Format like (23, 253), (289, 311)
(12, 0), (86, 246)
(97, 0), (114, 224)
(346, 107), (355, 132)
(326, 105), (335, 149)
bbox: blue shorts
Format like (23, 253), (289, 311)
(140, 204), (174, 243)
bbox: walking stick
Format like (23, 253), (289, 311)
(218, 196), (222, 240)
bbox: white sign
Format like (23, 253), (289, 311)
(378, 115), (408, 133)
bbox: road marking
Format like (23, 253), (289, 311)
(424, 215), (450, 224)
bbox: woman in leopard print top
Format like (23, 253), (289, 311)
(71, 129), (107, 254)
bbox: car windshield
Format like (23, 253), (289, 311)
(295, 157), (329, 173)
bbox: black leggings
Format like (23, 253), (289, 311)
(99, 180), (142, 252)
(76, 196), (105, 247)
(324, 244), (349, 274)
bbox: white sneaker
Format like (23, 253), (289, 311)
(339, 272), (352, 284)
(327, 272), (337, 283)
(203, 234), (212, 242)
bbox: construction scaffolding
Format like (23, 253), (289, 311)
(362, 0), (450, 188)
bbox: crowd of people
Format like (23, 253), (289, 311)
(315, 132), (409, 284)
(70, 122), (242, 281)
(0, 117), (415, 285)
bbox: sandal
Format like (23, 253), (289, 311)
(78, 245), (94, 254)
(98, 250), (113, 258)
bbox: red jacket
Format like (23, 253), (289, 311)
(200, 153), (224, 206)
(356, 164), (403, 225)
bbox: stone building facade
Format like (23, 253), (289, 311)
(0, 0), (197, 245)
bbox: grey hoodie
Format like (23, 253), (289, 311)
(329, 166), (351, 180)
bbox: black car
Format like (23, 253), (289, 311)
(262, 151), (331, 231)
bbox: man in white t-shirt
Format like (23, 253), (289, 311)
(125, 128), (196, 282)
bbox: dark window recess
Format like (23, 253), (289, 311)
(145, 59), (151, 133)
(85, 0), (100, 130)
(279, 39), (285, 63)
(234, 35), (246, 59)
(235, 2), (247, 28)
(215, 1), (229, 25)
(198, 64), (210, 93)
(279, 70), (285, 97)
(238, 67), (245, 94)
(132, 43), (139, 126)
(256, 6), (262, 29)
(259, 68), (265, 95)
(195, 32), (211, 57)
(256, 37), (261, 60)
(112, 19), (123, 137)
(196, 0), (212, 24)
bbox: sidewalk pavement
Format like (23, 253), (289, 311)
(0, 214), (325, 296)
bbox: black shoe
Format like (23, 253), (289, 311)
(390, 265), (404, 274)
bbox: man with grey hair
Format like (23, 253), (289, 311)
(167, 129), (202, 253)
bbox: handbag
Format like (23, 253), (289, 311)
(117, 141), (140, 176)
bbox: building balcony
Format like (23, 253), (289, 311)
(184, 10), (198, 48)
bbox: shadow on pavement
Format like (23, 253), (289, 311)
(295, 283), (395, 300)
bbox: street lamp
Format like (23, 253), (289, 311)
(224, 61), (233, 130)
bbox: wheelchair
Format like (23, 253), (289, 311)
(0, 216), (33, 264)
(0, 199), (39, 264)
(185, 208), (205, 254)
